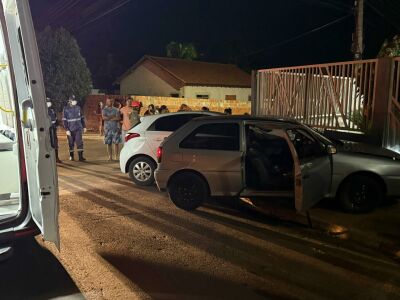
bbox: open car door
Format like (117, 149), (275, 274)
(285, 128), (331, 214)
(1, 0), (59, 246)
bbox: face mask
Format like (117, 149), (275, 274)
(47, 102), (52, 108)
(71, 100), (78, 106)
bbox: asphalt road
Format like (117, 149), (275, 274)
(43, 135), (400, 299)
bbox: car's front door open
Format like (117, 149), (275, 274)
(2, 0), (59, 247)
(286, 129), (331, 214)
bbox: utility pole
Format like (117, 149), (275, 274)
(352, 0), (364, 60)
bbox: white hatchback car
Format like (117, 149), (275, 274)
(120, 111), (220, 186)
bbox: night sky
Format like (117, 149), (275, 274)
(30, 0), (400, 89)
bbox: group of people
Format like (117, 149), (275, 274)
(97, 98), (141, 161)
(48, 96), (237, 164)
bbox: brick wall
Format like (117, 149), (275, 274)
(83, 95), (251, 132)
(83, 95), (129, 131)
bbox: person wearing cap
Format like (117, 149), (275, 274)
(47, 98), (62, 163)
(63, 96), (87, 161)
(130, 100), (141, 124)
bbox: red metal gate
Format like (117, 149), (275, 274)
(385, 57), (400, 152)
(254, 60), (379, 132)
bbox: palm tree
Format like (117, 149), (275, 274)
(166, 41), (198, 60)
(378, 35), (400, 57)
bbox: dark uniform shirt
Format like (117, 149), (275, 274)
(63, 105), (85, 132)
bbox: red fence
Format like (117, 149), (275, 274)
(254, 59), (379, 132)
(385, 57), (400, 152)
(254, 57), (400, 151)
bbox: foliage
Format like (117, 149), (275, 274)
(166, 41), (198, 60)
(378, 35), (400, 58)
(37, 26), (92, 112)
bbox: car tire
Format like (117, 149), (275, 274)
(128, 157), (156, 186)
(338, 174), (383, 213)
(168, 172), (209, 211)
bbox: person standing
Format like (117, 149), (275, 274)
(47, 98), (62, 163)
(94, 102), (104, 136)
(178, 103), (192, 112)
(144, 104), (156, 116)
(120, 99), (136, 144)
(63, 96), (87, 161)
(102, 98), (122, 161)
(224, 107), (232, 115)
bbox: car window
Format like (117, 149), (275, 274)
(287, 129), (325, 160)
(180, 123), (240, 151)
(148, 114), (206, 132)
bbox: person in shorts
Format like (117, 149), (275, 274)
(102, 98), (122, 161)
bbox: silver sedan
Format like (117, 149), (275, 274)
(155, 116), (400, 213)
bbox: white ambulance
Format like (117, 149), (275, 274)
(0, 0), (59, 258)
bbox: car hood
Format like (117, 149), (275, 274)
(337, 141), (400, 160)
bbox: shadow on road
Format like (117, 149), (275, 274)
(0, 238), (82, 300)
(101, 254), (280, 300)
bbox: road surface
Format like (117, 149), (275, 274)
(45, 135), (400, 299)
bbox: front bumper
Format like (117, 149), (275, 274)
(383, 175), (400, 196)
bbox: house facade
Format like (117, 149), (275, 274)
(117, 56), (251, 101)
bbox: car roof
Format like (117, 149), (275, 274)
(190, 115), (302, 127)
(140, 111), (223, 121)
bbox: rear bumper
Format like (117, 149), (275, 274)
(154, 169), (171, 191)
(119, 155), (128, 173)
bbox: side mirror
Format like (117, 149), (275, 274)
(327, 145), (337, 155)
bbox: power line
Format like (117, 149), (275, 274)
(298, 0), (352, 12)
(245, 14), (352, 58)
(366, 0), (400, 32)
(47, 0), (80, 23)
(70, 0), (132, 33)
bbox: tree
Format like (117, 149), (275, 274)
(378, 35), (400, 58)
(37, 26), (92, 112)
(166, 41), (198, 60)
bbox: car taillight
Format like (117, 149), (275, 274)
(125, 133), (140, 142)
(157, 147), (163, 163)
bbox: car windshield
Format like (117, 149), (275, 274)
(303, 125), (334, 146)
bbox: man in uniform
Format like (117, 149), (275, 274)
(63, 96), (87, 161)
(47, 98), (62, 163)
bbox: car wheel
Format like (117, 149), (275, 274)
(168, 172), (209, 211)
(128, 157), (156, 186)
(338, 174), (383, 213)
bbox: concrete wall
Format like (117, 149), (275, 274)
(181, 86), (251, 102)
(120, 65), (179, 96)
